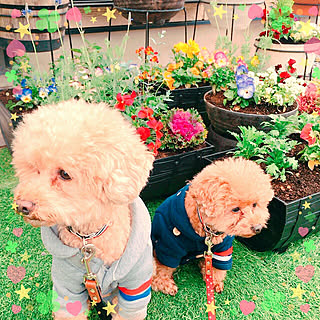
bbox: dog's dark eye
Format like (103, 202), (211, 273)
(59, 170), (71, 181)
(232, 207), (240, 213)
(253, 203), (257, 208)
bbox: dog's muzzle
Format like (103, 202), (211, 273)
(15, 200), (35, 216)
(251, 224), (262, 235)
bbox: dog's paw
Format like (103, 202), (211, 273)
(213, 281), (224, 293)
(152, 276), (178, 296)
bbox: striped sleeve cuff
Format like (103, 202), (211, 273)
(118, 278), (152, 302)
(211, 246), (233, 270)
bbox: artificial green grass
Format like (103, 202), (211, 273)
(1, 147), (319, 319)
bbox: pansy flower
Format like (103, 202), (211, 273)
(300, 123), (316, 145)
(214, 51), (228, 67)
(21, 88), (32, 103)
(115, 91), (137, 111)
(48, 84), (57, 93)
(21, 79), (27, 88)
(236, 75), (255, 99)
(39, 87), (49, 99)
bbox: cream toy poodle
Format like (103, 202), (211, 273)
(12, 100), (154, 320)
(151, 157), (274, 295)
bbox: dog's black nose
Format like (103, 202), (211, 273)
(16, 200), (35, 216)
(251, 224), (262, 234)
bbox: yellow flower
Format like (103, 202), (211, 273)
(190, 67), (200, 76)
(176, 61), (184, 68)
(163, 71), (175, 90)
(185, 39), (200, 58)
(174, 42), (188, 53)
(194, 61), (204, 70)
(251, 55), (260, 67)
(167, 63), (176, 72)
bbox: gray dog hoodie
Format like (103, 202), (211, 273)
(41, 197), (153, 319)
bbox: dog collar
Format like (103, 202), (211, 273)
(196, 205), (224, 237)
(67, 224), (109, 242)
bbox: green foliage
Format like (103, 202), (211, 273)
(210, 66), (235, 94)
(215, 36), (238, 56)
(262, 114), (298, 138)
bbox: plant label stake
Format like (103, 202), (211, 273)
(205, 236), (216, 320)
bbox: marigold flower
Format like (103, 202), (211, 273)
(150, 55), (159, 63)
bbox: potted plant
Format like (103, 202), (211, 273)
(255, 0), (320, 77)
(204, 57), (305, 150)
(140, 107), (215, 200)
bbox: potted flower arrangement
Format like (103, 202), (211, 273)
(140, 107), (215, 200)
(204, 57), (305, 149)
(255, 0), (320, 77)
(204, 110), (320, 252)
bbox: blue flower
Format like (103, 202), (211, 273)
(21, 79), (27, 88)
(21, 88), (32, 103)
(21, 8), (32, 16)
(237, 76), (255, 99)
(48, 84), (57, 93)
(51, 78), (56, 84)
(236, 65), (248, 76)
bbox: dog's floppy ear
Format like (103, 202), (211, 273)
(94, 150), (154, 204)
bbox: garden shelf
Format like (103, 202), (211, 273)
(203, 150), (320, 252)
(140, 141), (215, 200)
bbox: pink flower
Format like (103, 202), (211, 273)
(301, 123), (316, 145)
(214, 51), (228, 67)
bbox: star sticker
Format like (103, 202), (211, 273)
(300, 20), (314, 35)
(102, 301), (117, 315)
(290, 250), (301, 262)
(11, 201), (18, 211)
(290, 284), (306, 300)
(14, 22), (31, 39)
(91, 300), (97, 307)
(20, 60), (30, 72)
(102, 8), (116, 22)
(224, 299), (231, 305)
(15, 284), (31, 300)
(206, 301), (219, 314)
(233, 14), (239, 21)
(90, 17), (97, 24)
(21, 250), (31, 263)
(302, 201), (311, 209)
(214, 5), (227, 19)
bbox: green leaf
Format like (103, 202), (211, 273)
(258, 36), (273, 50)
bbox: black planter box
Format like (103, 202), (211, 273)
(203, 150), (320, 252)
(140, 142), (215, 201)
(161, 86), (212, 127)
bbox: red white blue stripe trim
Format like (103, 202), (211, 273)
(119, 278), (152, 301)
(212, 246), (233, 262)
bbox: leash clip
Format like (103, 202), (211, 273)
(205, 236), (213, 256)
(81, 243), (97, 281)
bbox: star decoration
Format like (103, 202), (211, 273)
(300, 20), (315, 35)
(21, 250), (31, 263)
(90, 17), (97, 24)
(290, 284), (306, 300)
(213, 5), (227, 19)
(15, 284), (31, 300)
(233, 14), (239, 21)
(91, 300), (97, 307)
(102, 8), (116, 22)
(206, 301), (219, 314)
(20, 60), (30, 72)
(224, 299), (230, 305)
(290, 251), (301, 262)
(14, 22), (31, 39)
(102, 301), (117, 315)
(302, 201), (311, 210)
(11, 201), (19, 210)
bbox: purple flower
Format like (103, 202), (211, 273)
(236, 65), (248, 76)
(237, 76), (255, 99)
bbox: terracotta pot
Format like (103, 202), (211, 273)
(113, 0), (185, 25)
(204, 90), (298, 139)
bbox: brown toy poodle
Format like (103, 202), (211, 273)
(151, 157), (274, 295)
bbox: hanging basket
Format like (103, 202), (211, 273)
(113, 0), (185, 25)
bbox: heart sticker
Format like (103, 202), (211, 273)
(66, 7), (82, 22)
(6, 40), (26, 58)
(300, 303), (310, 313)
(11, 305), (21, 314)
(7, 265), (26, 284)
(66, 301), (82, 316)
(13, 228), (23, 237)
(248, 4), (263, 20)
(11, 9), (21, 18)
(295, 265), (314, 283)
(298, 227), (309, 237)
(308, 6), (318, 16)
(240, 300), (255, 315)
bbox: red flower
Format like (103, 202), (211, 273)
(289, 66), (297, 74)
(282, 25), (291, 35)
(147, 119), (163, 131)
(137, 127), (151, 142)
(145, 46), (156, 55)
(115, 91), (137, 111)
(150, 55), (159, 63)
(136, 47), (144, 55)
(275, 64), (282, 72)
(138, 107), (154, 119)
(301, 123), (316, 145)
(289, 13), (294, 18)
(279, 71), (291, 82)
(288, 59), (296, 66)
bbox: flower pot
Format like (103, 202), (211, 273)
(254, 39), (316, 79)
(204, 90), (298, 140)
(162, 85), (212, 126)
(204, 150), (320, 252)
(140, 141), (215, 200)
(0, 0), (68, 52)
(204, 0), (264, 38)
(113, 0), (185, 25)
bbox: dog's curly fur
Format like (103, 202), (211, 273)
(152, 157), (274, 296)
(12, 100), (154, 320)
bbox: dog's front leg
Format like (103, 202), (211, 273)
(212, 268), (227, 293)
(151, 257), (178, 296)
